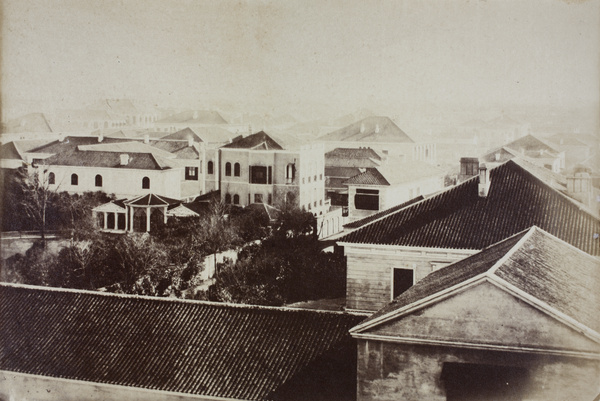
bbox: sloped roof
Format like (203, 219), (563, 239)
(222, 131), (284, 150)
(0, 142), (23, 160)
(162, 127), (203, 142)
(125, 193), (180, 206)
(344, 162), (444, 187)
(78, 141), (175, 159)
(44, 150), (167, 170)
(3, 113), (53, 133)
(339, 160), (600, 255)
(353, 227), (600, 337)
(149, 140), (199, 159)
(504, 134), (560, 155)
(326, 147), (382, 161)
(319, 116), (414, 144)
(157, 110), (228, 125)
(344, 196), (424, 229)
(0, 284), (363, 400)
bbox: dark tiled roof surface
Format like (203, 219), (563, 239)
(325, 166), (362, 178)
(0, 285), (363, 400)
(325, 147), (382, 161)
(126, 193), (180, 206)
(344, 196), (424, 229)
(162, 128), (203, 142)
(222, 131), (284, 150)
(357, 227), (600, 334)
(344, 168), (388, 186)
(44, 150), (165, 170)
(149, 140), (199, 159)
(319, 116), (414, 144)
(340, 160), (600, 255)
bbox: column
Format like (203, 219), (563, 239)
(163, 206), (168, 224)
(146, 208), (151, 232)
(129, 207), (134, 232)
(103, 212), (108, 230)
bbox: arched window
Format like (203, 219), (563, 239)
(225, 162), (232, 176)
(142, 177), (150, 189)
(95, 174), (103, 187)
(234, 163), (241, 177)
(48, 172), (55, 185)
(71, 174), (78, 185)
(286, 163), (295, 184)
(207, 161), (214, 175)
(233, 194), (240, 205)
(225, 193), (232, 204)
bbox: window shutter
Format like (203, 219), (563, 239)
(268, 166), (272, 184)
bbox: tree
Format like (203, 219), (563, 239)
(7, 166), (58, 239)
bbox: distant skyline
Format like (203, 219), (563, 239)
(2, 0), (599, 122)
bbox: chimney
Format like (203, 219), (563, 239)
(494, 152), (501, 162)
(478, 163), (491, 197)
(567, 166), (592, 207)
(188, 137), (194, 147)
(360, 123), (365, 134)
(120, 154), (130, 166)
(58, 133), (64, 142)
(98, 133), (104, 142)
(375, 124), (380, 134)
(458, 157), (479, 183)
(144, 134), (149, 144)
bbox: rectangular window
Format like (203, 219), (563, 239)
(254, 193), (263, 203)
(185, 167), (199, 181)
(392, 268), (414, 298)
(250, 166), (268, 184)
(441, 363), (528, 401)
(354, 189), (379, 211)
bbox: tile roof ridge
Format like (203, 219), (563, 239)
(486, 226), (538, 276)
(0, 282), (358, 316)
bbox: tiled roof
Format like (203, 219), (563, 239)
(222, 131), (284, 150)
(0, 142), (22, 160)
(339, 160), (600, 255)
(162, 128), (203, 142)
(149, 140), (199, 159)
(326, 147), (382, 161)
(344, 162), (444, 187)
(157, 110), (228, 125)
(319, 116), (414, 144)
(3, 113), (53, 133)
(0, 284), (363, 400)
(344, 196), (424, 229)
(43, 150), (166, 170)
(355, 227), (600, 335)
(325, 166), (362, 178)
(504, 134), (560, 155)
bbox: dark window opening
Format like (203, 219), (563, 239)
(225, 193), (232, 204)
(254, 193), (263, 203)
(207, 161), (214, 175)
(95, 174), (103, 187)
(250, 166), (268, 184)
(48, 172), (55, 185)
(225, 162), (232, 176)
(355, 189), (379, 211)
(233, 194), (240, 205)
(185, 167), (198, 180)
(392, 268), (414, 298)
(441, 362), (529, 401)
(286, 163), (295, 184)
(71, 174), (78, 186)
(234, 163), (241, 177)
(142, 177), (150, 189)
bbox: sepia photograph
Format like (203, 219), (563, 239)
(1, 0), (599, 400)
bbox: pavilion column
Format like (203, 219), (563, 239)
(129, 207), (134, 232)
(163, 206), (168, 224)
(103, 212), (108, 229)
(146, 208), (151, 232)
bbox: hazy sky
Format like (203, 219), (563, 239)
(2, 0), (599, 116)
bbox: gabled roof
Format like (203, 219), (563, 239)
(339, 160), (600, 255)
(157, 110), (228, 125)
(222, 131), (284, 150)
(92, 201), (127, 213)
(352, 227), (600, 340)
(503, 134), (561, 156)
(161, 127), (203, 142)
(0, 284), (364, 400)
(319, 116), (414, 144)
(344, 161), (444, 187)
